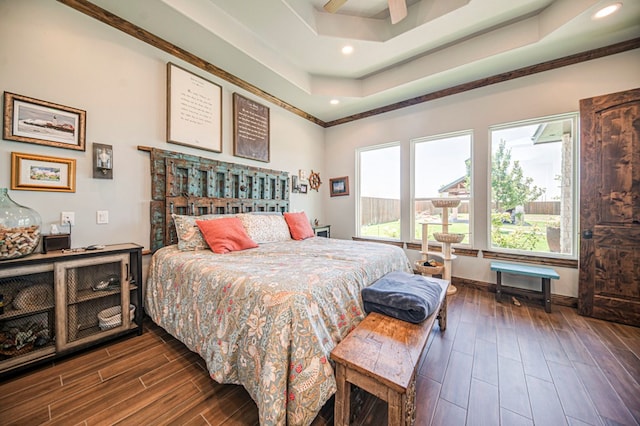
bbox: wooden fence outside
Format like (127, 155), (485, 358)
(361, 197), (559, 225)
(361, 197), (400, 225)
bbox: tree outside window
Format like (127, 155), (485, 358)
(489, 114), (577, 257)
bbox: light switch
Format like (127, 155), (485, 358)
(97, 210), (109, 224)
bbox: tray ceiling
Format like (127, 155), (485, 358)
(86, 0), (640, 123)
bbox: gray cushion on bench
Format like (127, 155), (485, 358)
(361, 271), (443, 324)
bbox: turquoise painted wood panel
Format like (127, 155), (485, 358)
(490, 261), (559, 279)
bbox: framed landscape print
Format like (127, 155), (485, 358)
(3, 92), (86, 151)
(330, 176), (349, 197)
(167, 62), (222, 153)
(11, 152), (76, 192)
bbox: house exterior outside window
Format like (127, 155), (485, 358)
(489, 113), (578, 258)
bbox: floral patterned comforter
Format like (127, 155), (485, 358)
(145, 237), (411, 425)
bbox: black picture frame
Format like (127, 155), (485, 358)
(233, 93), (270, 162)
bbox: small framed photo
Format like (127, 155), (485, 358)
(291, 175), (300, 193)
(330, 176), (349, 197)
(299, 183), (308, 194)
(3, 92), (86, 151)
(11, 152), (76, 192)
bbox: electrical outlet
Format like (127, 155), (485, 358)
(96, 210), (109, 224)
(61, 211), (75, 226)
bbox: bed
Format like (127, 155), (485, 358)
(141, 147), (413, 425)
(146, 236), (411, 424)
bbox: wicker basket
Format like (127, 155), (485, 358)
(431, 199), (461, 208)
(434, 232), (464, 243)
(415, 260), (444, 275)
(98, 304), (135, 330)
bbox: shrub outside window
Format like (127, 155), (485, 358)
(489, 113), (578, 257)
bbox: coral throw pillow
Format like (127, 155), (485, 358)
(196, 217), (258, 254)
(283, 212), (315, 240)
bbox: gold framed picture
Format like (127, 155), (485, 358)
(11, 152), (76, 192)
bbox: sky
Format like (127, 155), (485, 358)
(360, 121), (571, 201)
(492, 124), (565, 201)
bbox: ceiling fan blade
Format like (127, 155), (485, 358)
(323, 0), (348, 13)
(388, 0), (407, 24)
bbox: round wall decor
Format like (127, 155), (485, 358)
(308, 170), (322, 191)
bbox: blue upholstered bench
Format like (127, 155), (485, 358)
(490, 261), (559, 313)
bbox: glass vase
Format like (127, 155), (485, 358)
(0, 188), (42, 260)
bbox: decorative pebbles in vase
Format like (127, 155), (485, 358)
(0, 188), (42, 260)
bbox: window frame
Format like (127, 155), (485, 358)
(487, 112), (579, 259)
(355, 141), (402, 241)
(410, 130), (474, 247)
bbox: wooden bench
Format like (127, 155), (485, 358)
(490, 261), (559, 313)
(330, 278), (449, 426)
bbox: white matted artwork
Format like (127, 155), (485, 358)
(166, 62), (222, 153)
(3, 92), (86, 151)
(11, 152), (76, 192)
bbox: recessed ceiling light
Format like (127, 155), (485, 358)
(593, 2), (622, 19)
(341, 45), (354, 55)
(330, 99), (340, 105)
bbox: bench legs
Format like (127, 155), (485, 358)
(335, 372), (417, 426)
(542, 278), (551, 313)
(403, 379), (417, 426)
(334, 363), (351, 426)
(437, 295), (447, 331)
(495, 271), (552, 313)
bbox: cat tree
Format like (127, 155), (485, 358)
(417, 198), (463, 296)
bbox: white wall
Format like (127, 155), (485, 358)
(324, 50), (640, 297)
(0, 0), (325, 252)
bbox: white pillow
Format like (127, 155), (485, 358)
(238, 213), (292, 244)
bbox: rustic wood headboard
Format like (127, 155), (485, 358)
(139, 146), (289, 251)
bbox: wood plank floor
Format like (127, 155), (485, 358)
(1, 285), (639, 425)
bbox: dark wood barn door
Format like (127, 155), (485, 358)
(578, 88), (640, 326)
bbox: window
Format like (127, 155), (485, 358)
(489, 113), (577, 257)
(356, 143), (401, 240)
(412, 132), (472, 244)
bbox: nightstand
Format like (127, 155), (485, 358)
(313, 225), (331, 238)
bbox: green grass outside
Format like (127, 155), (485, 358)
(361, 214), (562, 252)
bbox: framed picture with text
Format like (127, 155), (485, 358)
(167, 62), (222, 153)
(233, 93), (270, 162)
